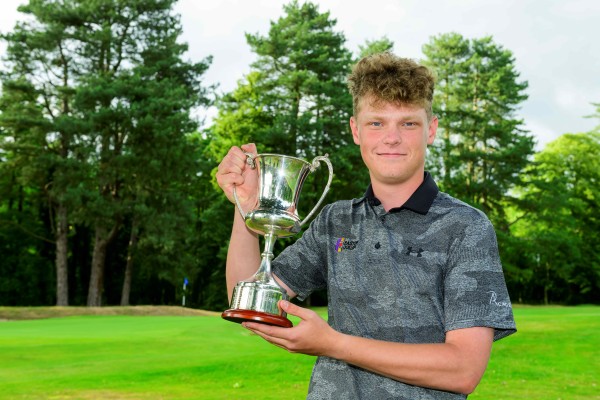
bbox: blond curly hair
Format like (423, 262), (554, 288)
(347, 52), (436, 119)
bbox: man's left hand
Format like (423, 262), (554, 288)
(242, 300), (339, 357)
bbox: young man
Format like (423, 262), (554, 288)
(216, 52), (516, 399)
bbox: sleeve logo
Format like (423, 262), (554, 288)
(487, 291), (512, 308)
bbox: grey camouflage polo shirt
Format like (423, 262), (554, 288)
(272, 172), (516, 400)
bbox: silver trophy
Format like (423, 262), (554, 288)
(221, 152), (333, 327)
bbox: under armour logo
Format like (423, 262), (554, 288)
(405, 247), (424, 257)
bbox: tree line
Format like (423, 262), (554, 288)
(0, 0), (598, 309)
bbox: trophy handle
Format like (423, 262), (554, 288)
(232, 152), (256, 219)
(298, 154), (333, 227)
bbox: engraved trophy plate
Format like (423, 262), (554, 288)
(222, 153), (333, 327)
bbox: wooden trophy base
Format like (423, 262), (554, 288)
(222, 309), (293, 328)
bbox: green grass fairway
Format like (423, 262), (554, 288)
(0, 306), (598, 399)
(471, 306), (600, 400)
(0, 312), (315, 399)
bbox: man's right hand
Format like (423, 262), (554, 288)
(216, 143), (259, 212)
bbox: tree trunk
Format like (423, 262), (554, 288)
(120, 219), (140, 306)
(87, 223), (120, 307)
(55, 202), (69, 306)
(544, 262), (550, 306)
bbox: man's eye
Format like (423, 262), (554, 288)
(370, 122), (383, 127)
(404, 122), (418, 127)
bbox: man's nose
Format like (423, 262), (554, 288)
(382, 126), (402, 144)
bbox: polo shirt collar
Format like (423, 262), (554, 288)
(356, 172), (439, 215)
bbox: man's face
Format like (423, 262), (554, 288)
(350, 96), (438, 187)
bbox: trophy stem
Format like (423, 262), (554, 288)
(253, 232), (277, 285)
(222, 229), (292, 328)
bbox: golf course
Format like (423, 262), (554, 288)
(0, 305), (598, 399)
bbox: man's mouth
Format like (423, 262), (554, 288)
(377, 152), (407, 157)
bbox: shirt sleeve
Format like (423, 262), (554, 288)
(443, 210), (517, 341)
(272, 205), (330, 301)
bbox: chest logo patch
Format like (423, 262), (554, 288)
(405, 246), (424, 257)
(335, 237), (359, 252)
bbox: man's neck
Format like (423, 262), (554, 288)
(370, 173), (425, 212)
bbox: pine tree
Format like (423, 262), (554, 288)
(422, 33), (534, 228)
(0, 0), (212, 306)
(210, 0), (365, 210)
(205, 0), (365, 307)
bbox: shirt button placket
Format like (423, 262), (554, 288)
(376, 212), (386, 249)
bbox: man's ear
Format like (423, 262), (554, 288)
(350, 116), (360, 145)
(427, 116), (438, 145)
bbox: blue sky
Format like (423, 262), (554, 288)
(2, 0), (599, 149)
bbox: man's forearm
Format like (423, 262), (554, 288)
(243, 303), (494, 395)
(327, 327), (494, 395)
(226, 208), (261, 301)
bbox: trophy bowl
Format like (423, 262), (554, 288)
(221, 153), (333, 328)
